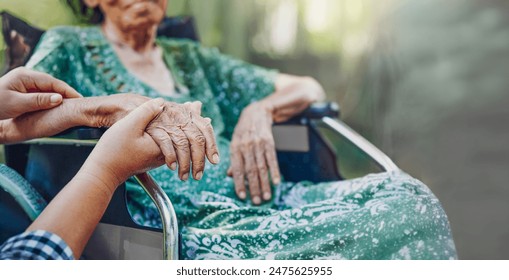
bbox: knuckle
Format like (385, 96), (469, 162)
(192, 157), (205, 166)
(263, 140), (275, 149)
(179, 161), (190, 171)
(173, 137), (189, 148)
(240, 141), (251, 150)
(247, 169), (258, 178)
(146, 127), (162, 137)
(193, 134), (206, 146)
(208, 141), (218, 150)
(234, 183), (245, 191)
(253, 138), (263, 147)
(35, 94), (47, 108)
(161, 137), (174, 146)
(205, 124), (215, 134)
(230, 141), (241, 150)
(257, 165), (268, 174)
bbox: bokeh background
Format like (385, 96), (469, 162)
(1, 0), (508, 259)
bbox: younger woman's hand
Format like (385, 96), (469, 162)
(81, 98), (167, 194)
(0, 67), (82, 120)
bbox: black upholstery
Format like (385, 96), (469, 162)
(277, 103), (341, 183)
(1, 11), (45, 72)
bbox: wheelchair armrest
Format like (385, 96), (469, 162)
(296, 102), (340, 120)
(273, 102), (343, 183)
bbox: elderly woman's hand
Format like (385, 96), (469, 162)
(0, 67), (82, 120)
(81, 98), (167, 189)
(147, 101), (219, 181)
(229, 101), (281, 205)
(84, 94), (219, 181)
(85, 93), (151, 127)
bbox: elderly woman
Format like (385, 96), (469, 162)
(24, 0), (456, 259)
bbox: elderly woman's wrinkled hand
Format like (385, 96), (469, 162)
(147, 101), (219, 181)
(85, 93), (151, 127)
(229, 101), (281, 205)
(87, 95), (220, 181)
(0, 67), (82, 120)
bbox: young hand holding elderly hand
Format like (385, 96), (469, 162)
(0, 67), (82, 120)
(0, 68), (219, 182)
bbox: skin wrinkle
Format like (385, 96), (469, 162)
(75, 168), (117, 198)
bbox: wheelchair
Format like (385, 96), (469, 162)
(0, 11), (399, 259)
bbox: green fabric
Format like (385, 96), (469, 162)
(26, 26), (456, 260)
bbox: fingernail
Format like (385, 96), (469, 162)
(252, 196), (261, 205)
(212, 154), (219, 164)
(50, 94), (62, 104)
(155, 98), (165, 105)
(238, 191), (246, 200)
(170, 162), (177, 170)
(181, 173), (189, 181)
(274, 177), (281, 185)
(195, 171), (203, 180)
(263, 192), (272, 201)
(154, 98), (165, 110)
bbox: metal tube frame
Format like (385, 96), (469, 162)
(134, 173), (179, 260)
(320, 117), (400, 173)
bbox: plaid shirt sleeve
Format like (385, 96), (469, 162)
(0, 230), (74, 260)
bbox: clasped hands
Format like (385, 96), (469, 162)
(0, 68), (220, 184)
(82, 93), (220, 183)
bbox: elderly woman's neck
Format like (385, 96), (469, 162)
(102, 20), (157, 53)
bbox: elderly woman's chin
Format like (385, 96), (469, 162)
(119, 3), (165, 30)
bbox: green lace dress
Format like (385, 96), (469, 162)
(26, 26), (457, 260)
